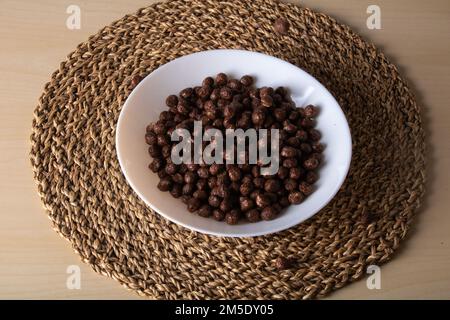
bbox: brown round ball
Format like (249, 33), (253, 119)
(208, 195), (221, 208)
(172, 173), (184, 184)
(213, 209), (225, 221)
(281, 146), (298, 158)
(277, 167), (289, 179)
(184, 171), (197, 184)
(283, 158), (298, 168)
(255, 194), (271, 208)
(198, 205), (212, 217)
(240, 181), (254, 196)
(306, 171), (319, 184)
(288, 191), (304, 204)
(145, 132), (157, 145)
(220, 200), (232, 212)
(261, 207), (277, 220)
(303, 157), (319, 170)
(166, 95), (178, 108)
(225, 210), (240, 225)
(264, 179), (281, 193)
(149, 159), (163, 173)
(274, 18), (290, 35)
(196, 179), (208, 190)
(215, 73), (228, 86)
(165, 163), (178, 175)
(157, 178), (172, 191)
(193, 190), (208, 200)
(228, 166), (242, 182)
(299, 182), (313, 195)
(198, 167), (209, 179)
(219, 87), (232, 100)
(199, 77), (212, 88)
(170, 184), (182, 198)
(304, 105), (319, 117)
(252, 108), (266, 125)
(240, 75), (253, 87)
(245, 209), (260, 223)
(284, 178), (298, 192)
(275, 256), (292, 270)
(187, 198), (201, 212)
(182, 183), (195, 195)
(261, 95), (273, 107)
(289, 167), (303, 180)
(240, 198), (255, 212)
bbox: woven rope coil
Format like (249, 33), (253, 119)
(30, 0), (425, 299)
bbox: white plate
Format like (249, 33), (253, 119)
(116, 49), (352, 237)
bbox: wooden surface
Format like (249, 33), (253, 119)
(1, 0), (449, 299)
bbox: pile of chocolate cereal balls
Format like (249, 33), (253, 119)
(145, 73), (323, 225)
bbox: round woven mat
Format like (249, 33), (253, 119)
(30, 0), (425, 299)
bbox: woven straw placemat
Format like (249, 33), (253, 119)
(30, 0), (425, 299)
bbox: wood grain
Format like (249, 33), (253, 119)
(0, 0), (449, 299)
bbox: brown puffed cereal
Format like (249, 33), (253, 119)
(146, 73), (324, 224)
(303, 157), (319, 170)
(202, 76), (214, 87)
(198, 167), (209, 179)
(299, 182), (313, 196)
(306, 171), (319, 184)
(304, 105), (319, 118)
(240, 181), (254, 196)
(180, 87), (193, 99)
(219, 199), (232, 212)
(208, 195), (221, 208)
(288, 191), (304, 204)
(240, 75), (254, 87)
(157, 178), (172, 191)
(261, 95), (273, 107)
(182, 183), (195, 195)
(220, 87), (233, 100)
(255, 193), (271, 208)
(264, 179), (281, 192)
(281, 146), (298, 158)
(289, 167), (303, 180)
(170, 185), (182, 198)
(275, 256), (292, 270)
(228, 79), (242, 91)
(215, 73), (228, 86)
(245, 209), (260, 223)
(198, 204), (212, 217)
(225, 210), (240, 225)
(149, 158), (163, 173)
(261, 207), (278, 220)
(274, 18), (290, 35)
(184, 171), (197, 184)
(252, 108), (266, 125)
(284, 179), (298, 192)
(240, 197), (255, 212)
(228, 166), (242, 182)
(187, 198), (201, 212)
(213, 209), (225, 221)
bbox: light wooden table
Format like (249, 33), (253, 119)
(1, 0), (449, 299)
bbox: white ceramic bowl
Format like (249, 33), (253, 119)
(116, 49), (352, 237)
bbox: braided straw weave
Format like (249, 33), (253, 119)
(30, 0), (425, 299)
